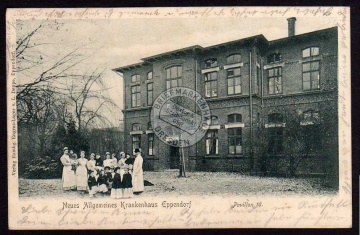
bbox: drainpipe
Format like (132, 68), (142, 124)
(249, 49), (253, 174)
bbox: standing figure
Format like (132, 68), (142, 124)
(118, 152), (127, 179)
(132, 148), (144, 195)
(103, 152), (112, 168)
(87, 153), (96, 173)
(104, 166), (113, 191)
(76, 151), (88, 191)
(88, 170), (98, 198)
(111, 167), (123, 199)
(60, 147), (76, 191)
(95, 153), (103, 169)
(111, 153), (118, 169)
(122, 166), (133, 198)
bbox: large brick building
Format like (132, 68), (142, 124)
(113, 18), (338, 178)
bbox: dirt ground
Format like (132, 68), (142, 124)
(19, 171), (336, 199)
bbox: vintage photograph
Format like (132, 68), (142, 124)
(7, 7), (351, 229)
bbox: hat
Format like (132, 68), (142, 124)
(63, 147), (68, 151)
(104, 166), (110, 170)
(134, 148), (141, 153)
(106, 152), (110, 155)
(120, 151), (125, 155)
(114, 167), (120, 172)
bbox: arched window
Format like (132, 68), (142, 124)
(132, 123), (141, 131)
(226, 54), (241, 64)
(147, 71), (153, 80)
(204, 58), (218, 68)
(268, 113), (283, 123)
(228, 114), (242, 123)
(166, 65), (182, 89)
(302, 47), (319, 58)
(131, 74), (141, 83)
(267, 53), (282, 63)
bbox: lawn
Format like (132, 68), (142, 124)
(19, 171), (336, 199)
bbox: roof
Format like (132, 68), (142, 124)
(113, 26), (337, 73)
(269, 26), (337, 46)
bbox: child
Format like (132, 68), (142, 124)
(122, 166), (133, 198)
(97, 169), (108, 194)
(111, 167), (123, 199)
(88, 170), (98, 198)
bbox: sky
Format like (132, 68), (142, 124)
(18, 15), (338, 128)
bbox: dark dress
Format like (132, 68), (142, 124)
(112, 173), (122, 189)
(122, 173), (132, 188)
(88, 176), (97, 191)
(98, 174), (108, 186)
(95, 157), (103, 168)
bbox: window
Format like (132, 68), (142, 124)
(132, 123), (141, 131)
(267, 53), (282, 63)
(302, 110), (320, 125)
(206, 130), (218, 155)
(267, 113), (284, 154)
(227, 114), (242, 154)
(205, 71), (218, 97)
(268, 67), (282, 94)
(228, 128), (242, 154)
(268, 113), (283, 123)
(147, 121), (153, 130)
(302, 47), (319, 58)
(204, 58), (218, 68)
(147, 83), (153, 105)
(148, 133), (154, 156)
(131, 85), (141, 107)
(132, 135), (141, 153)
(208, 116), (218, 125)
(227, 67), (241, 95)
(166, 66), (182, 89)
(228, 114), (242, 123)
(131, 74), (141, 83)
(226, 54), (241, 64)
(268, 128), (283, 154)
(147, 71), (153, 80)
(302, 47), (320, 91)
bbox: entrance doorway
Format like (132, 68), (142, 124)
(169, 146), (180, 169)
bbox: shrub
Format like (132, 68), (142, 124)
(24, 156), (62, 179)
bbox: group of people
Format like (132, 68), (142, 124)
(60, 147), (144, 198)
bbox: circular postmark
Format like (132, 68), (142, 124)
(151, 87), (210, 147)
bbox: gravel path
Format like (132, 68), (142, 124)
(19, 171), (336, 199)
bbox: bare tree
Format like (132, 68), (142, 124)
(65, 69), (118, 132)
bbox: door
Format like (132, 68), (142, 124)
(169, 146), (180, 169)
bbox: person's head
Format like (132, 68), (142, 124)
(120, 152), (125, 158)
(104, 166), (110, 173)
(100, 170), (105, 175)
(114, 167), (120, 174)
(106, 152), (110, 159)
(90, 153), (95, 160)
(124, 166), (129, 173)
(90, 171), (96, 177)
(80, 151), (85, 158)
(70, 150), (74, 154)
(96, 153), (101, 159)
(111, 153), (116, 159)
(134, 148), (141, 156)
(63, 147), (69, 154)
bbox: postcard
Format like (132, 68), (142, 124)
(6, 7), (351, 229)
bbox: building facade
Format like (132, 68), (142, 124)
(114, 18), (338, 178)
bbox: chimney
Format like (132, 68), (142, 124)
(287, 17), (296, 37)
